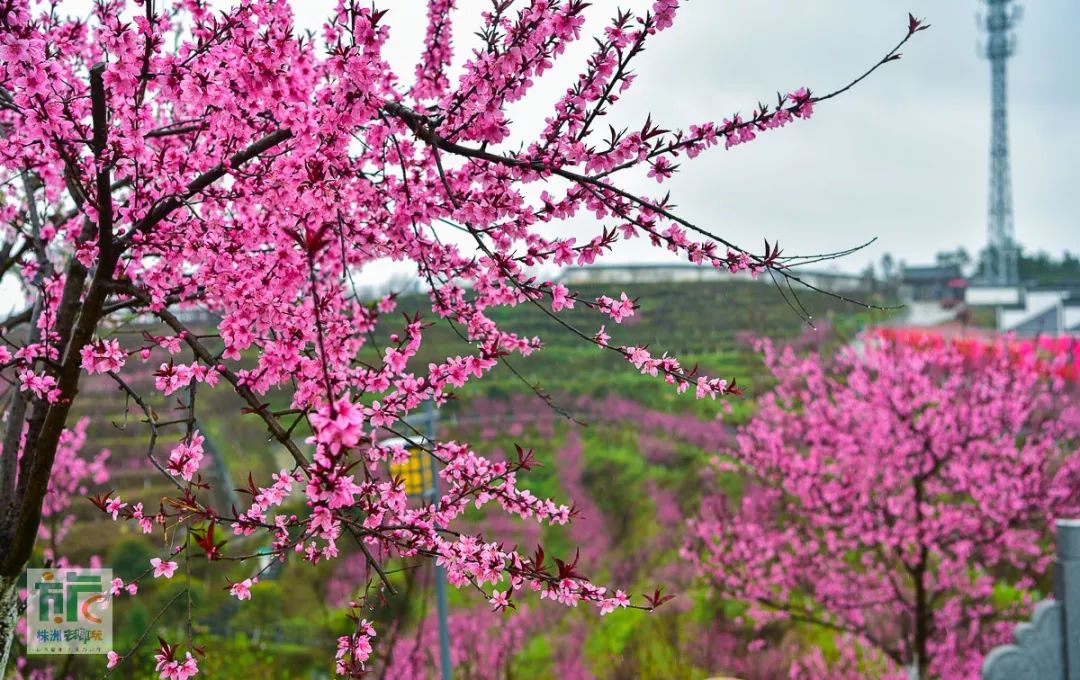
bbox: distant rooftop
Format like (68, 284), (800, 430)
(900, 265), (963, 282)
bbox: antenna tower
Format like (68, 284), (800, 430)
(980, 0), (1021, 285)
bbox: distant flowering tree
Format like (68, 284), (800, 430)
(687, 337), (1080, 679)
(9, 418), (109, 679)
(0, 0), (926, 675)
(876, 327), (1080, 384)
(33, 418), (110, 564)
(555, 434), (610, 568)
(579, 394), (732, 451)
(380, 604), (540, 679)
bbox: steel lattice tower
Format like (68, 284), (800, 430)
(981, 0), (1021, 285)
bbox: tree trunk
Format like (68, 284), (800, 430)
(0, 572), (20, 679)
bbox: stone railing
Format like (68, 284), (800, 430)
(982, 519), (1080, 680)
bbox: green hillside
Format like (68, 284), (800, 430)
(382, 278), (897, 417)
(25, 276), (896, 678)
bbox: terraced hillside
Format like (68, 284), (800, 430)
(387, 277), (897, 418)
(59, 277), (894, 561)
(26, 276), (896, 678)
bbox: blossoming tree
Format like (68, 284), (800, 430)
(0, 0), (925, 675)
(687, 337), (1080, 678)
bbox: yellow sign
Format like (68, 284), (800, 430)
(389, 448), (430, 495)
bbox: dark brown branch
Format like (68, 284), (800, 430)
(130, 128), (293, 241)
(347, 525), (397, 596)
(2, 235), (118, 575)
(0, 176), (46, 510)
(144, 123), (206, 139)
(90, 63), (114, 259)
(0, 66), (123, 575)
(132, 294), (310, 468)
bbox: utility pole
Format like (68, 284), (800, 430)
(424, 402), (453, 680)
(381, 403), (452, 678)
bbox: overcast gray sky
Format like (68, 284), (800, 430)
(288, 0), (1079, 276)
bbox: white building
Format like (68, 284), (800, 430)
(965, 284), (1080, 335)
